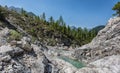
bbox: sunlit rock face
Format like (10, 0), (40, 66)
(76, 55), (120, 73)
(0, 27), (51, 73)
(74, 17), (120, 62)
(72, 17), (120, 73)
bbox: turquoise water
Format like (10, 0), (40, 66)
(59, 56), (85, 69)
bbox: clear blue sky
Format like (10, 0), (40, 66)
(0, 0), (119, 28)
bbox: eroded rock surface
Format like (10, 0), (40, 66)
(0, 28), (56, 73)
(74, 17), (120, 63)
(76, 55), (120, 73)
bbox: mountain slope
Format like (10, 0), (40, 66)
(0, 6), (97, 47)
(8, 6), (22, 13)
(90, 25), (105, 34)
(8, 6), (36, 16)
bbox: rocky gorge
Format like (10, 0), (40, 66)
(0, 5), (120, 73)
(0, 16), (120, 73)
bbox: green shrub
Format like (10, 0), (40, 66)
(31, 36), (37, 43)
(47, 39), (57, 46)
(112, 2), (120, 16)
(9, 30), (22, 41)
(59, 56), (85, 68)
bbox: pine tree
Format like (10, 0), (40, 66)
(34, 16), (40, 23)
(5, 5), (8, 9)
(62, 23), (67, 34)
(49, 16), (54, 24)
(112, 2), (120, 16)
(0, 6), (5, 20)
(66, 25), (71, 35)
(58, 16), (64, 26)
(21, 8), (27, 16)
(41, 12), (46, 21)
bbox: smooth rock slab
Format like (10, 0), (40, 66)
(0, 45), (13, 55)
(76, 55), (120, 73)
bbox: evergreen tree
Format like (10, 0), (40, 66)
(0, 7), (5, 20)
(112, 2), (120, 16)
(49, 16), (54, 24)
(82, 28), (88, 39)
(5, 5), (8, 9)
(34, 16), (40, 23)
(58, 16), (64, 26)
(62, 23), (67, 34)
(66, 25), (71, 35)
(41, 12), (46, 21)
(21, 8), (27, 16)
(77, 27), (83, 40)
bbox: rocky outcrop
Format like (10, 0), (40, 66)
(0, 27), (58, 73)
(74, 17), (120, 63)
(0, 28), (9, 46)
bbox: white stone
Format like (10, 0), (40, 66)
(0, 45), (13, 54)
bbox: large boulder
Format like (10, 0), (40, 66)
(0, 45), (24, 57)
(0, 45), (28, 73)
(0, 27), (9, 37)
(21, 37), (32, 52)
(0, 45), (13, 55)
(12, 37), (32, 52)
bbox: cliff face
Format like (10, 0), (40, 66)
(73, 17), (120, 73)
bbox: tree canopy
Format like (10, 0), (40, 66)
(112, 2), (120, 16)
(0, 5), (99, 47)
